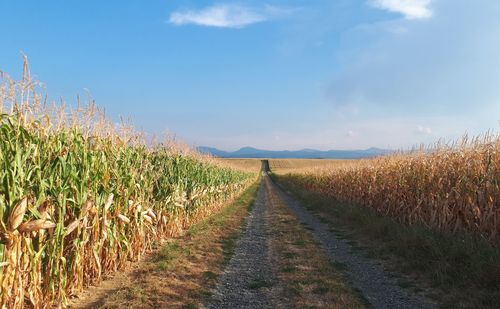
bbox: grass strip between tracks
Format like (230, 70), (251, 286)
(265, 179), (367, 308)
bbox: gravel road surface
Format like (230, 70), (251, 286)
(207, 174), (279, 309)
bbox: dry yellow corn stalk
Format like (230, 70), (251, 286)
(281, 138), (500, 240)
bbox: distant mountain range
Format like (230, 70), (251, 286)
(197, 146), (391, 159)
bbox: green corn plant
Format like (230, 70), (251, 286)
(0, 60), (256, 308)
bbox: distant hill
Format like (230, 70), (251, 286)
(197, 146), (391, 159)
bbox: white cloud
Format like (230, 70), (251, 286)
(169, 4), (290, 28)
(417, 125), (432, 134)
(370, 0), (433, 19)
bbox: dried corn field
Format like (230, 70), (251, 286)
(273, 139), (500, 241)
(0, 60), (256, 308)
(217, 158), (263, 173)
(269, 159), (354, 175)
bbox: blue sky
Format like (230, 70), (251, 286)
(0, 0), (499, 150)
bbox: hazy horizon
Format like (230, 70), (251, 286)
(1, 0), (499, 151)
(198, 145), (390, 152)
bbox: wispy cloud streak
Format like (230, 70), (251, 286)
(370, 0), (433, 19)
(169, 4), (291, 28)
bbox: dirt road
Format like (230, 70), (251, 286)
(207, 161), (434, 309)
(207, 174), (279, 309)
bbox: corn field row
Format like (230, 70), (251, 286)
(0, 60), (255, 308)
(277, 138), (500, 241)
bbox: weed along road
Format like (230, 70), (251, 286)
(207, 160), (434, 309)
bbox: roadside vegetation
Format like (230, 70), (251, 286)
(72, 179), (260, 308)
(271, 139), (500, 239)
(271, 150), (500, 308)
(0, 60), (255, 308)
